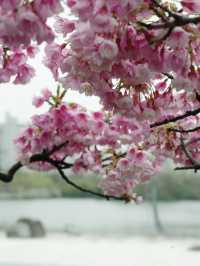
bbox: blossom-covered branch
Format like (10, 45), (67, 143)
(0, 0), (200, 201)
(0, 145), (128, 202)
(139, 0), (200, 41)
(150, 107), (200, 128)
(175, 136), (200, 172)
(0, 140), (72, 183)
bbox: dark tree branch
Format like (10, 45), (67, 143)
(139, 14), (200, 30)
(180, 136), (199, 167)
(169, 126), (200, 133)
(162, 72), (174, 79)
(0, 140), (70, 183)
(48, 140), (69, 156)
(53, 163), (126, 201)
(138, 0), (200, 43)
(0, 142), (133, 202)
(175, 165), (200, 171)
(0, 154), (57, 183)
(151, 0), (200, 25)
(150, 107), (200, 128)
(174, 136), (200, 172)
(0, 162), (22, 183)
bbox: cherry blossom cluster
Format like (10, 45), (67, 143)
(14, 85), (200, 198)
(15, 88), (160, 198)
(44, 0), (200, 116)
(0, 0), (200, 200)
(0, 0), (62, 48)
(0, 45), (36, 83)
(0, 0), (63, 83)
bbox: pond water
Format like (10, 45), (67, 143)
(0, 198), (200, 235)
(0, 199), (200, 266)
(0, 198), (155, 235)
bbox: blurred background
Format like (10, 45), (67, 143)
(1, 114), (200, 266)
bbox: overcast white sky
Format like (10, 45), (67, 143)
(0, 54), (101, 123)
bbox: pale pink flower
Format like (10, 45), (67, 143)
(117, 158), (130, 171)
(41, 88), (52, 101)
(14, 64), (35, 84)
(32, 96), (45, 108)
(98, 38), (118, 60)
(54, 16), (75, 36)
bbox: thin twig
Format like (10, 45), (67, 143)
(174, 136), (200, 172)
(54, 163), (124, 201)
(180, 136), (199, 167)
(175, 166), (200, 171)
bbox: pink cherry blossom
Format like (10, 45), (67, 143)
(0, 0), (200, 200)
(54, 16), (76, 36)
(32, 96), (45, 108)
(98, 38), (119, 60)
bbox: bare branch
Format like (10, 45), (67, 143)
(150, 107), (200, 128)
(174, 136), (200, 172)
(175, 165), (200, 171)
(0, 140), (70, 183)
(169, 126), (200, 133)
(180, 136), (199, 167)
(54, 163), (126, 201)
(138, 0), (200, 43)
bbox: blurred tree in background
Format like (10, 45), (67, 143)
(1, 161), (200, 201)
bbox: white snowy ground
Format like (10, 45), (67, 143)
(0, 233), (200, 266)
